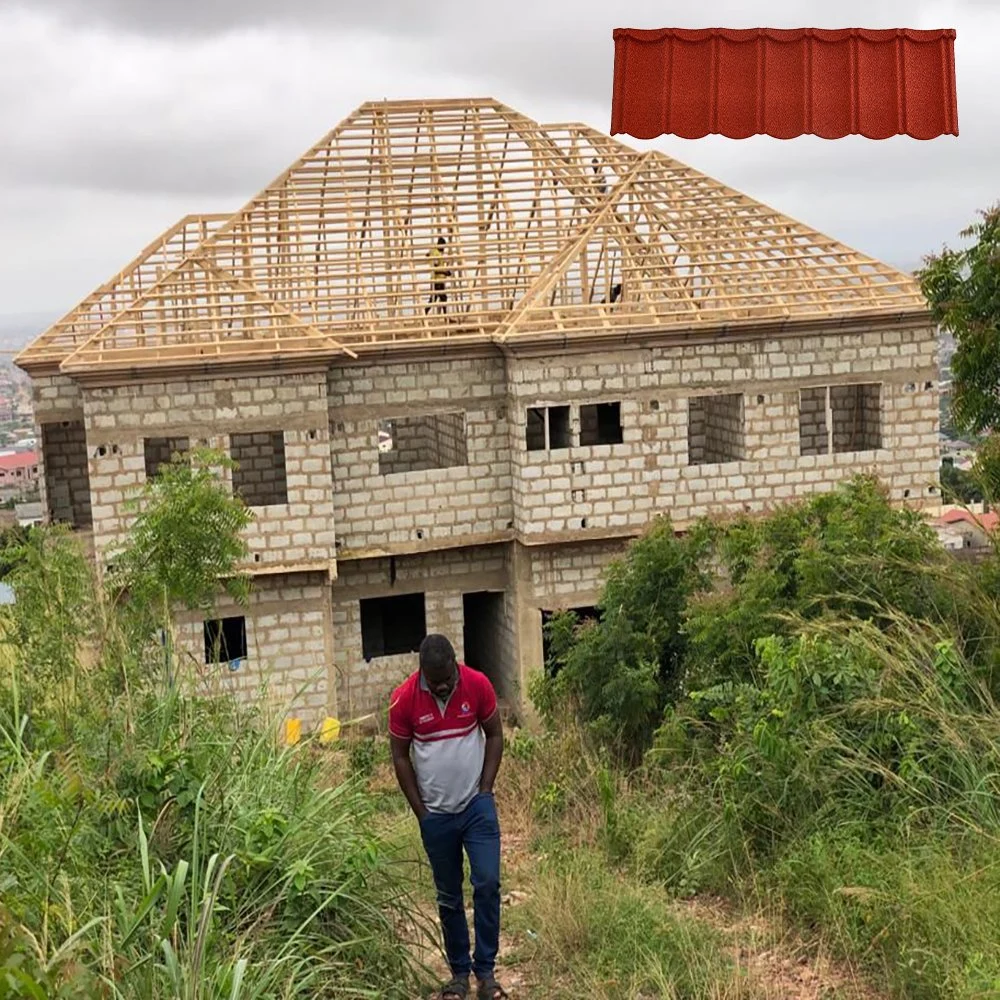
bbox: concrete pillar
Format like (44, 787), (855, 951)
(509, 540), (543, 730)
(322, 580), (339, 721)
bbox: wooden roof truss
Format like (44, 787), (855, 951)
(19, 98), (927, 376)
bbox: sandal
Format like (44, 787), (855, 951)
(440, 975), (470, 999)
(477, 977), (508, 999)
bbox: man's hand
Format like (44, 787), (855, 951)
(478, 710), (504, 795)
(390, 734), (428, 821)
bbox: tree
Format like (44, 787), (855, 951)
(531, 516), (714, 761)
(917, 204), (1000, 438)
(106, 447), (255, 681)
(537, 476), (989, 760)
(940, 459), (984, 505)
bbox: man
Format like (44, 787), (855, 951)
(425, 235), (451, 315)
(389, 634), (507, 1000)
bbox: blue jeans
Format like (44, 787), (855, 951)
(419, 791), (501, 980)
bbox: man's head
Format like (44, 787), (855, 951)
(419, 633), (458, 699)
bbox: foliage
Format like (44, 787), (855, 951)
(683, 477), (962, 690)
(0, 458), (425, 997)
(506, 848), (754, 999)
(940, 460), (985, 505)
(917, 203), (1000, 438)
(531, 517), (714, 760)
(0, 526), (100, 735)
(528, 471), (1000, 995)
(107, 448), (254, 656)
(533, 476), (979, 760)
(0, 524), (30, 580)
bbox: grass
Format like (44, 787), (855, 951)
(0, 537), (432, 1000)
(8, 476), (1000, 998)
(346, 652), (1000, 998)
(769, 830), (1000, 998)
(350, 726), (876, 999)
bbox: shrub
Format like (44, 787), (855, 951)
(532, 516), (713, 760)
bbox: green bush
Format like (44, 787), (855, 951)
(535, 473), (1000, 996)
(531, 476), (991, 763)
(532, 516), (713, 760)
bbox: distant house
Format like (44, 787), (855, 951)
(0, 451), (38, 493)
(14, 501), (42, 527)
(934, 507), (998, 551)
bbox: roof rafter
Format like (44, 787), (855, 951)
(60, 257), (356, 374)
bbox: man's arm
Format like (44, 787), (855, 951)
(478, 710), (504, 794)
(389, 735), (427, 820)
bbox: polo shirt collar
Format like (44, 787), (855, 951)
(419, 665), (463, 702)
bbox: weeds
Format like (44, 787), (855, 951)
(0, 459), (425, 999)
(530, 478), (1000, 998)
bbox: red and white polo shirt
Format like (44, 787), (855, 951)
(389, 663), (498, 814)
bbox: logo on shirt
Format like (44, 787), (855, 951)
(460, 702), (471, 714)
(418, 713), (435, 724)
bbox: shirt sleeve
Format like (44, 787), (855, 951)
(388, 686), (412, 740)
(476, 672), (498, 722)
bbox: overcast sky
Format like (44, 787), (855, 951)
(0, 0), (996, 335)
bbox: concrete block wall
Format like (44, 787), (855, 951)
(327, 357), (513, 554)
(472, 588), (518, 703)
(689, 393), (745, 464)
(144, 436), (189, 480)
(799, 387), (829, 456)
(509, 323), (940, 536)
(529, 538), (630, 608)
(31, 373), (85, 420)
(41, 421), (93, 528)
(830, 382), (882, 452)
(231, 431), (289, 506)
(330, 543), (508, 720)
(31, 375), (90, 528)
(79, 371), (336, 571)
(174, 570), (333, 728)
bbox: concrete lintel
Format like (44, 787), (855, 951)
(535, 590), (603, 613)
(244, 560), (335, 579)
(337, 530), (514, 561)
(328, 396), (507, 422)
(84, 414), (325, 446)
(331, 570), (508, 602)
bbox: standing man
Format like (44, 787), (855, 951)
(389, 634), (507, 1000)
(425, 235), (451, 315)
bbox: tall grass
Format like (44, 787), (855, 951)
(607, 609), (1000, 998)
(523, 512), (1000, 999)
(0, 527), (428, 999)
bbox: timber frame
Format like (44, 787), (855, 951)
(17, 97), (929, 381)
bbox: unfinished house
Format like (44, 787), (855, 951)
(15, 98), (939, 730)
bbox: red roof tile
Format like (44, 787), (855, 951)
(611, 27), (959, 140)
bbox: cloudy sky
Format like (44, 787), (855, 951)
(0, 0), (996, 338)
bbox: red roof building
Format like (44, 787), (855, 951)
(0, 451), (39, 485)
(936, 507), (999, 533)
